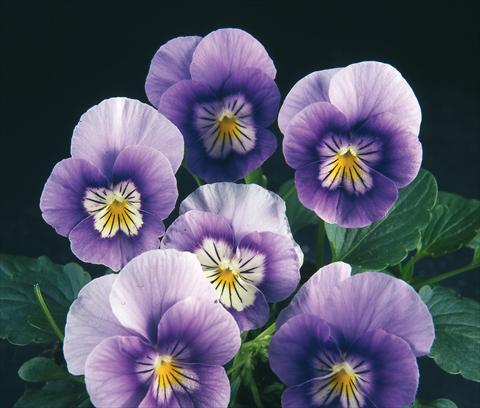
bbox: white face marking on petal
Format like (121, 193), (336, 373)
(195, 95), (256, 159)
(83, 180), (143, 238)
(194, 238), (265, 311)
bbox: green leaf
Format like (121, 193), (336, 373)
(0, 255), (91, 345)
(468, 230), (480, 262)
(411, 399), (458, 408)
(244, 167), (268, 188)
(419, 192), (480, 257)
(420, 285), (480, 382)
(19, 357), (73, 383)
(278, 180), (318, 234)
(14, 381), (90, 408)
(325, 169), (437, 270)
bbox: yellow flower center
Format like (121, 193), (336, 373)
(328, 362), (358, 400)
(218, 113), (239, 134)
(153, 355), (184, 391)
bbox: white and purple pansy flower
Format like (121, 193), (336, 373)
(63, 249), (240, 408)
(40, 97), (183, 271)
(145, 28), (280, 182)
(279, 61), (423, 228)
(269, 262), (435, 408)
(161, 183), (302, 332)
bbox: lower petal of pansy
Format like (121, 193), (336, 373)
(227, 287), (269, 332)
(296, 162), (398, 228)
(354, 112), (422, 188)
(69, 212), (165, 272)
(237, 231), (300, 302)
(63, 275), (131, 375)
(155, 298), (240, 366)
(138, 363), (230, 408)
(40, 158), (107, 237)
(276, 262), (351, 328)
(84, 336), (155, 408)
(109, 249), (218, 343)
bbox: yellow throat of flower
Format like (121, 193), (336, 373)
(329, 362), (358, 399)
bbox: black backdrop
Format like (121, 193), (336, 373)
(2, 1), (479, 406)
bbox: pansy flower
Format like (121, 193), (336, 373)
(279, 61), (422, 227)
(145, 28), (280, 182)
(40, 97), (183, 270)
(269, 262), (434, 408)
(161, 183), (302, 332)
(63, 249), (240, 408)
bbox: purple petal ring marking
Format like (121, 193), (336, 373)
(83, 180), (143, 238)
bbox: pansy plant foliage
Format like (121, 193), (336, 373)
(4, 26), (479, 408)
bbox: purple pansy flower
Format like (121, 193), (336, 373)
(161, 183), (302, 332)
(145, 28), (280, 182)
(63, 249), (240, 408)
(279, 61), (422, 228)
(40, 98), (183, 271)
(269, 262), (434, 408)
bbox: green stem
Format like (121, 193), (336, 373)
(413, 262), (480, 289)
(182, 163), (203, 187)
(281, 183), (296, 200)
(248, 375), (265, 408)
(316, 221), (326, 268)
(34, 284), (64, 342)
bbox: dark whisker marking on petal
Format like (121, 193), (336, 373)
(357, 139), (376, 151)
(236, 135), (247, 151)
(231, 99), (238, 112)
(228, 284), (233, 307)
(233, 275), (248, 291)
(100, 213), (113, 234)
(232, 281), (244, 303)
(202, 247), (220, 265)
(323, 142), (338, 153)
(240, 265), (260, 274)
(173, 343), (189, 358)
(210, 275), (221, 285)
(202, 106), (215, 116)
(352, 360), (366, 370)
(171, 367), (200, 383)
(198, 116), (216, 122)
(234, 102), (245, 115)
(331, 136), (341, 150)
(240, 274), (255, 283)
(205, 272), (220, 279)
(215, 279), (224, 290)
(85, 197), (106, 205)
(315, 355), (333, 368)
(124, 188), (138, 200)
(211, 241), (222, 262)
(134, 368), (154, 374)
(240, 255), (256, 268)
(236, 127), (252, 142)
(323, 352), (336, 366)
(220, 281), (227, 297)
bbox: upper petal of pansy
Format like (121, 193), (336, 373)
(84, 335), (155, 408)
(353, 112), (422, 188)
(112, 145), (178, 219)
(156, 297), (240, 366)
(236, 231), (300, 302)
(40, 158), (107, 237)
(276, 262), (351, 328)
(283, 101), (350, 169)
(189, 28), (276, 88)
(145, 36), (202, 108)
(71, 97), (184, 177)
(278, 68), (341, 134)
(269, 314), (332, 386)
(179, 183), (302, 263)
(329, 61), (422, 134)
(63, 275), (131, 375)
(109, 249), (218, 343)
(295, 161), (399, 228)
(322, 272), (434, 356)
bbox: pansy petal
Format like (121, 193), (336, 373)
(237, 231), (300, 302)
(185, 128), (277, 182)
(63, 275), (131, 375)
(145, 36), (202, 108)
(228, 286), (269, 332)
(354, 112), (422, 188)
(109, 249), (218, 342)
(295, 162), (398, 228)
(278, 68), (341, 134)
(139, 364), (230, 408)
(276, 262), (351, 328)
(329, 61), (422, 134)
(71, 97), (184, 177)
(323, 272), (434, 356)
(270, 314), (332, 386)
(112, 145), (178, 219)
(40, 158), (107, 237)
(190, 28), (276, 88)
(85, 336), (154, 408)
(161, 210), (236, 253)
(283, 101), (349, 169)
(156, 297), (240, 365)
(69, 212), (165, 272)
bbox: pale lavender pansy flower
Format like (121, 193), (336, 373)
(269, 262), (434, 408)
(145, 28), (280, 182)
(64, 249), (240, 408)
(279, 61), (422, 228)
(40, 98), (183, 271)
(161, 183), (302, 332)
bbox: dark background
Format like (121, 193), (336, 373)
(1, 1), (479, 407)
